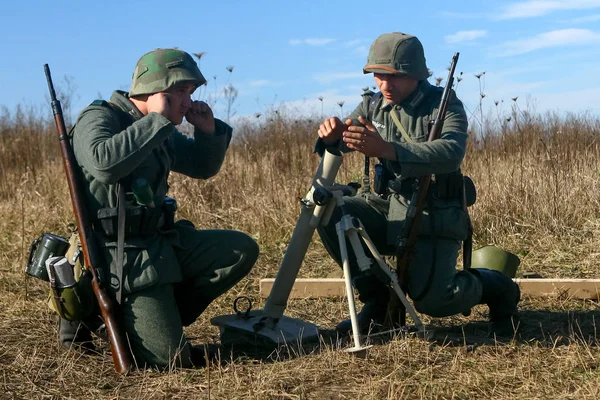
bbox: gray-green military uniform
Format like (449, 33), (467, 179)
(318, 32), (519, 334)
(71, 50), (259, 368)
(317, 80), (481, 317)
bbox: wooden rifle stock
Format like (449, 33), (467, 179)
(390, 53), (460, 325)
(44, 64), (133, 374)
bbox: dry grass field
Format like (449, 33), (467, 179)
(1, 102), (599, 399)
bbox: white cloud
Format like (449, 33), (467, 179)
(497, 0), (600, 19)
(278, 91), (363, 118)
(532, 86), (600, 114)
(248, 80), (273, 88)
(564, 13), (600, 23)
(338, 39), (369, 55)
(449, 67), (600, 119)
(344, 39), (362, 47)
(313, 72), (365, 84)
(494, 28), (600, 56)
(445, 30), (487, 44)
(234, 79), (284, 98)
(353, 45), (369, 56)
(439, 11), (487, 19)
(289, 38), (335, 46)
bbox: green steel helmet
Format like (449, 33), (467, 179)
(471, 245), (521, 278)
(129, 48), (207, 97)
(363, 32), (429, 80)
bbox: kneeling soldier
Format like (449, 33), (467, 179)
(315, 32), (520, 336)
(62, 48), (259, 368)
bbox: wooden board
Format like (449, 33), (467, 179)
(259, 278), (600, 300)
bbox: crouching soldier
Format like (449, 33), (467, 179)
(60, 48), (259, 368)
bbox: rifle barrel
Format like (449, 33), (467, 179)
(44, 64), (133, 374)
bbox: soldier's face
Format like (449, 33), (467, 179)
(373, 73), (418, 105)
(164, 83), (195, 125)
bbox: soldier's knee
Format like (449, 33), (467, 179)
(413, 292), (457, 318)
(229, 231), (259, 276)
(413, 298), (439, 317)
(241, 232), (259, 259)
(243, 235), (260, 268)
(131, 338), (192, 370)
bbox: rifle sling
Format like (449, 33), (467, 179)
(390, 109), (435, 300)
(115, 182), (126, 304)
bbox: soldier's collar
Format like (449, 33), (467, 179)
(381, 80), (432, 111)
(112, 90), (145, 120)
(400, 80), (432, 110)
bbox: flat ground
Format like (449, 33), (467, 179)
(1, 110), (599, 399)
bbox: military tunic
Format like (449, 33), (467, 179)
(73, 90), (259, 367)
(317, 80), (482, 317)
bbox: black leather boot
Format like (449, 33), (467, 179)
(335, 299), (389, 335)
(335, 274), (389, 335)
(473, 268), (521, 336)
(58, 317), (95, 352)
(189, 344), (220, 368)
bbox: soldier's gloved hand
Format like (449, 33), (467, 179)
(318, 117), (349, 145)
(186, 100), (215, 135)
(343, 116), (396, 160)
(146, 92), (171, 119)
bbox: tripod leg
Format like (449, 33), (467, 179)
(345, 225), (419, 331)
(357, 227), (424, 333)
(336, 223), (370, 355)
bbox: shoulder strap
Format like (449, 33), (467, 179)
(69, 100), (132, 135)
(92, 100), (132, 130)
(366, 91), (382, 122)
(390, 109), (414, 143)
(359, 90), (384, 194)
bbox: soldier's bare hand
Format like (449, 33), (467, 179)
(146, 92), (171, 118)
(186, 101), (215, 135)
(318, 117), (349, 145)
(343, 116), (396, 160)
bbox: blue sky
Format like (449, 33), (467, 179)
(1, 0), (600, 126)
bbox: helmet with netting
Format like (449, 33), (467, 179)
(130, 48), (206, 96)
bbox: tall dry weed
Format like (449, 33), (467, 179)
(1, 105), (599, 279)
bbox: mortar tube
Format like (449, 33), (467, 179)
(263, 148), (343, 320)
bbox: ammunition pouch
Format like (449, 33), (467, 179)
(93, 197), (177, 239)
(463, 176), (476, 207)
(47, 233), (96, 321)
(388, 174), (476, 207)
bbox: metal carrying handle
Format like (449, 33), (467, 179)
(233, 296), (253, 319)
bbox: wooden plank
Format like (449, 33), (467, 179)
(515, 278), (600, 299)
(260, 278), (346, 299)
(259, 278), (600, 300)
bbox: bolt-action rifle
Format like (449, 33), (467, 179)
(44, 64), (133, 374)
(390, 53), (460, 326)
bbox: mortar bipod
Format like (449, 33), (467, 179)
(322, 186), (424, 355)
